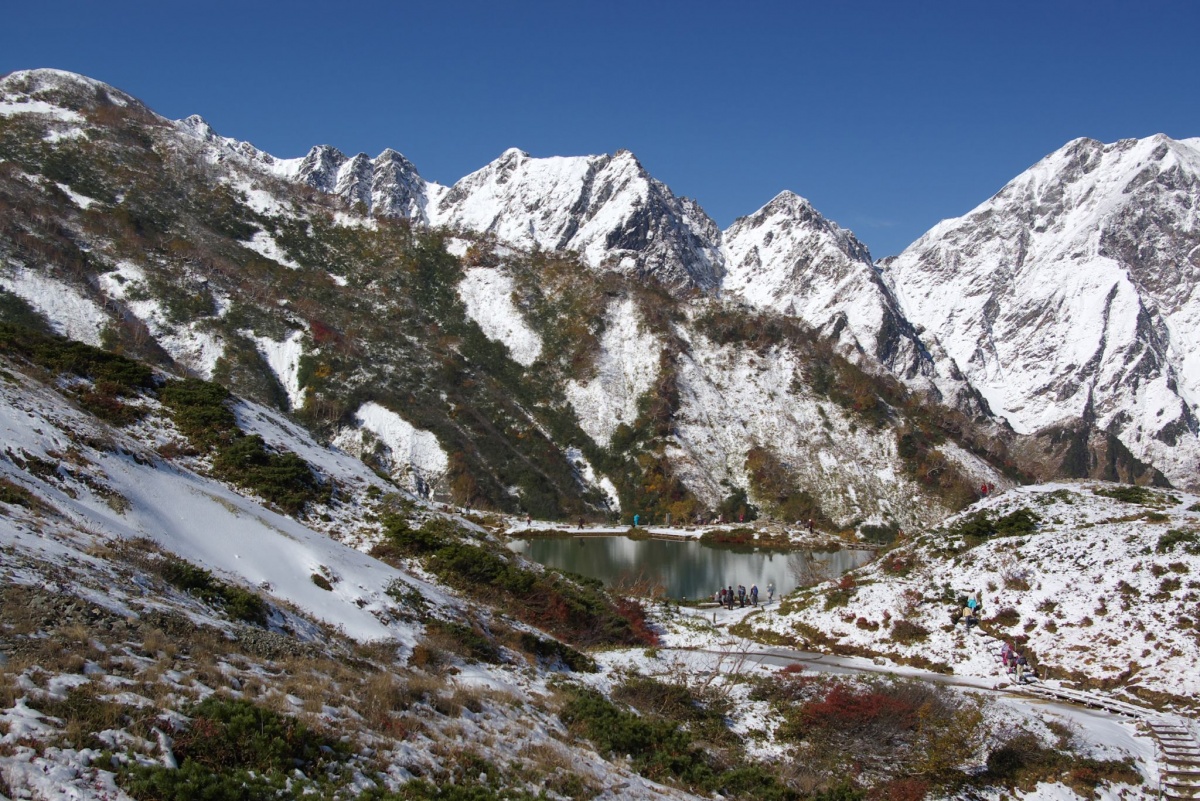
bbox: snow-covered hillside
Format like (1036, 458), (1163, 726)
(744, 482), (1200, 704)
(883, 136), (1200, 489)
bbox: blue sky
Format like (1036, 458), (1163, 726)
(4, 0), (1198, 257)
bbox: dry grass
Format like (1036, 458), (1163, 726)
(140, 628), (177, 660)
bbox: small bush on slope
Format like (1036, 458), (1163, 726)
(947, 507), (1041, 542)
(980, 733), (1140, 796)
(119, 696), (349, 801)
(161, 556), (269, 626)
(558, 685), (795, 800)
(159, 376), (329, 513)
(776, 677), (984, 782)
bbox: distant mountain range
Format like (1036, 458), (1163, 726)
(0, 68), (1195, 529)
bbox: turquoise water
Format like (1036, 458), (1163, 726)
(509, 536), (874, 600)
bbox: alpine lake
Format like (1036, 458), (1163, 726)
(508, 532), (875, 601)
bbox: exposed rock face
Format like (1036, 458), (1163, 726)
(290, 145), (439, 223)
(883, 135), (1200, 488)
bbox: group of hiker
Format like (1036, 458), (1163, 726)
(715, 581), (774, 609)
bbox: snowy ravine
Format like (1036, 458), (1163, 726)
(667, 325), (1008, 528)
(331, 401), (450, 497)
(563, 297), (661, 447)
(456, 266), (543, 366)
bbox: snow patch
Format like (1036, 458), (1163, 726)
(1, 265), (107, 346)
(332, 402), (449, 497)
(456, 267), (542, 367)
(564, 298), (660, 446)
(252, 330), (307, 410)
(243, 230), (302, 270)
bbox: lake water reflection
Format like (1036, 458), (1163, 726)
(509, 536), (874, 600)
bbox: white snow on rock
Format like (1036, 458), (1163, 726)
(52, 181), (97, 208)
(1, 265), (107, 346)
(0, 98), (84, 123)
(456, 267), (542, 366)
(669, 330), (961, 529)
(252, 329), (307, 410)
(93, 261), (226, 378)
(564, 297), (660, 447)
(565, 445), (620, 511)
(243, 230), (302, 270)
(332, 402), (449, 497)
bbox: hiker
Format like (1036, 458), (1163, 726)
(961, 604), (975, 629)
(578, 517), (584, 530)
(1016, 653), (1030, 683)
(718, 587), (726, 607)
(750, 584), (759, 607)
(525, 513), (532, 525)
(633, 513), (639, 527)
(767, 582), (775, 604)
(807, 518), (814, 534)
(727, 586), (735, 609)
(1000, 641), (1013, 669)
(737, 585), (746, 608)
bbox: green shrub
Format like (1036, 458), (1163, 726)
(983, 733), (1140, 795)
(158, 377), (238, 447)
(161, 557), (269, 626)
(948, 507), (1041, 541)
(990, 607), (1020, 628)
(0, 290), (52, 332)
(860, 521), (900, 545)
(889, 620), (930, 644)
(1156, 529), (1199, 555)
(559, 686), (714, 788)
(211, 434), (326, 514)
(426, 620), (501, 664)
(517, 632), (596, 672)
(0, 476), (36, 507)
(0, 322), (154, 393)
(1092, 484), (1164, 506)
(119, 696), (347, 801)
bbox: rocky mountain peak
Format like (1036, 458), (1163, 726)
(294, 145), (349, 193)
(885, 133), (1200, 489)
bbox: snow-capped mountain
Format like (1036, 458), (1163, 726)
(290, 144), (445, 222)
(721, 191), (931, 379)
(289, 143), (726, 290)
(883, 135), (1200, 488)
(2, 67), (1196, 502)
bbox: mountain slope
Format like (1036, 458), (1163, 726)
(883, 135), (1200, 489)
(0, 67), (1024, 530)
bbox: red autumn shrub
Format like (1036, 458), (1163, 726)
(799, 683), (918, 737)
